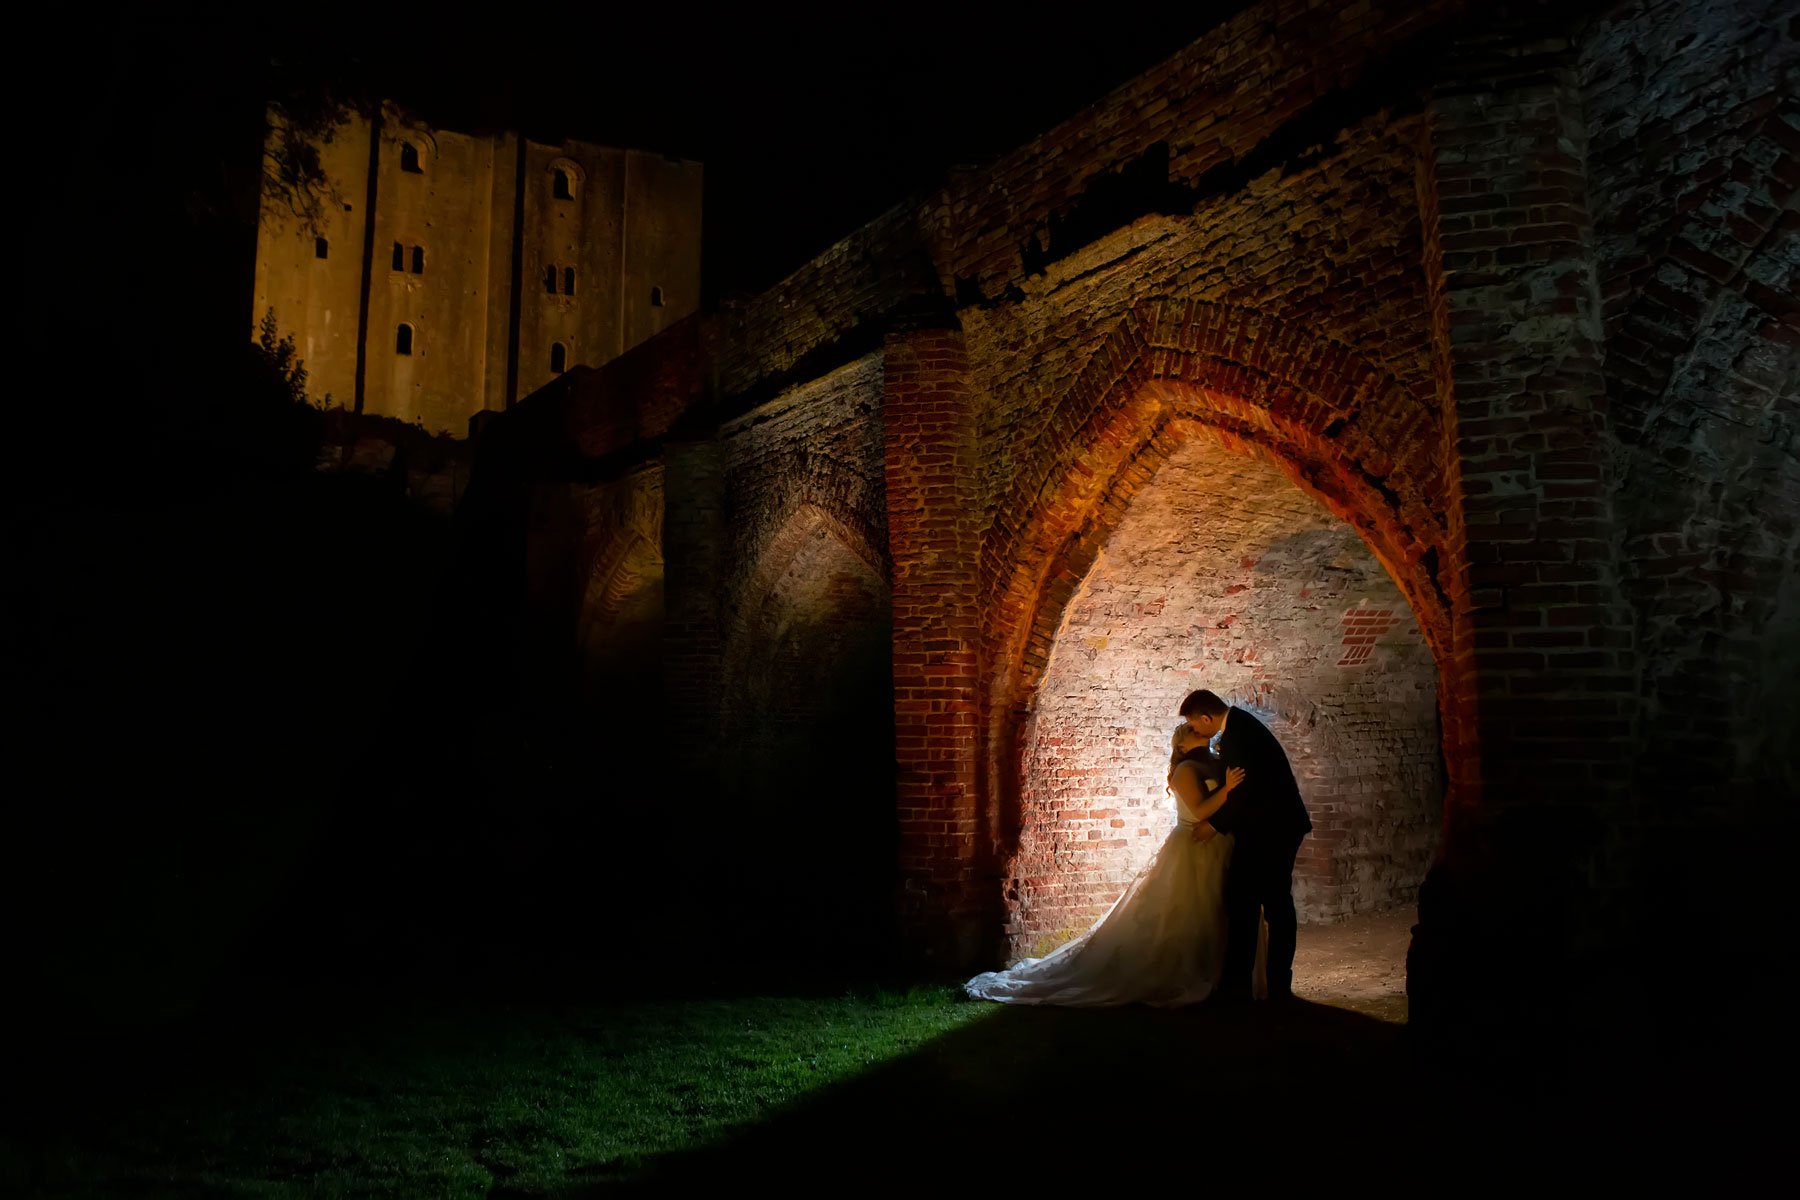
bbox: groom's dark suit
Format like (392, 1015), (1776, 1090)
(1207, 707), (1312, 997)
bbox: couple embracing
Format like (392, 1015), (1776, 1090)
(965, 689), (1313, 1007)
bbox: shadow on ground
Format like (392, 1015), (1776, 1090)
(526, 991), (1771, 1195)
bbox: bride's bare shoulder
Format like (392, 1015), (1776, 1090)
(1169, 758), (1216, 792)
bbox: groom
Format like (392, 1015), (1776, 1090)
(1179, 689), (1313, 1002)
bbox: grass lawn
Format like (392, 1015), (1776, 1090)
(12, 985), (992, 1197)
(8, 976), (1781, 1195)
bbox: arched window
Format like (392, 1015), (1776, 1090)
(400, 142), (422, 174)
(411, 246), (425, 274)
(550, 342), (567, 374)
(563, 267), (575, 295)
(396, 323), (414, 355)
(650, 286), (665, 308)
(544, 264), (558, 293)
(392, 242), (404, 271)
(315, 236), (329, 260)
(552, 169), (572, 200)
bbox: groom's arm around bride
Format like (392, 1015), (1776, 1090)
(1178, 689), (1313, 999)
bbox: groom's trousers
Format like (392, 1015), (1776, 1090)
(1222, 832), (1306, 996)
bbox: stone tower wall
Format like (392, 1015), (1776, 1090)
(252, 106), (702, 436)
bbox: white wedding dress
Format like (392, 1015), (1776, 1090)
(965, 775), (1265, 1006)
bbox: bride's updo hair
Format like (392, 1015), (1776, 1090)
(1167, 723), (1221, 791)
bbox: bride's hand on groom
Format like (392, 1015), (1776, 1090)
(1225, 766), (1246, 791)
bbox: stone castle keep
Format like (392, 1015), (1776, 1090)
(290, 0), (1793, 1006)
(253, 105), (702, 435)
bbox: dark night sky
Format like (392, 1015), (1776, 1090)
(356, 4), (1257, 299)
(10, 2), (1270, 1005)
(10, 1), (1252, 482)
(57, 3), (1254, 320)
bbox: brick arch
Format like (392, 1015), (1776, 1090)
(573, 467), (667, 696)
(720, 497), (890, 728)
(577, 531), (661, 645)
(978, 299), (1462, 876)
(574, 467), (664, 639)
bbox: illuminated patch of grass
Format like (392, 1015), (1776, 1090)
(33, 986), (989, 1196)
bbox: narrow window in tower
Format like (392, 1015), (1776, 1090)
(563, 267), (575, 295)
(651, 286), (665, 307)
(550, 342), (567, 374)
(400, 142), (422, 173)
(552, 169), (572, 200)
(412, 246), (425, 274)
(392, 242), (404, 271)
(544, 264), (557, 294)
(396, 323), (414, 355)
(315, 237), (329, 259)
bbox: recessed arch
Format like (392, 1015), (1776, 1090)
(547, 157), (585, 201)
(391, 125), (437, 174)
(1007, 435), (1443, 957)
(572, 466), (666, 717)
(976, 300), (1468, 939)
(715, 498), (897, 956)
(720, 499), (890, 730)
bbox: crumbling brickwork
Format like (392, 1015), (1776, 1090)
(1012, 438), (1439, 958)
(1581, 0), (1799, 916)
(469, 0), (1797, 986)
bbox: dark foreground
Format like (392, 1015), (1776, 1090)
(3, 959), (1784, 1197)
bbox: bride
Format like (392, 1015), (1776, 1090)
(964, 724), (1264, 1006)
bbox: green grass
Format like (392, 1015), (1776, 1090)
(17, 977), (1779, 1195)
(22, 986), (992, 1197)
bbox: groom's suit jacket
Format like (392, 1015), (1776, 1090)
(1208, 707), (1312, 851)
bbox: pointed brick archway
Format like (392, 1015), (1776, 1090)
(463, 0), (1792, 1015)
(719, 497), (891, 729)
(574, 465), (666, 685)
(1000, 434), (1444, 957)
(895, 299), (1476, 961)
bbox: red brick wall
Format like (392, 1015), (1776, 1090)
(881, 324), (989, 961)
(972, 300), (1458, 965)
(1010, 437), (1440, 958)
(572, 466), (665, 718)
(704, 2), (1469, 410)
(717, 500), (894, 948)
(717, 353), (890, 658)
(478, 0), (1795, 982)
(1580, 0), (1799, 924)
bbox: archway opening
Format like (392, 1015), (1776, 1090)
(577, 534), (664, 733)
(1009, 436), (1439, 1010)
(723, 513), (896, 963)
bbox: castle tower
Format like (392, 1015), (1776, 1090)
(252, 103), (702, 435)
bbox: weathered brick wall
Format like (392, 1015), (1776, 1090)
(882, 325), (988, 961)
(473, 0), (1795, 984)
(714, 208), (937, 402)
(1012, 437), (1439, 957)
(708, 354), (896, 950)
(1580, 0), (1799, 909)
(1415, 7), (1639, 972)
(964, 110), (1443, 519)
(705, 1), (1470, 412)
(516, 1), (1474, 967)
(715, 501), (894, 950)
(717, 352), (890, 675)
(571, 466), (664, 713)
